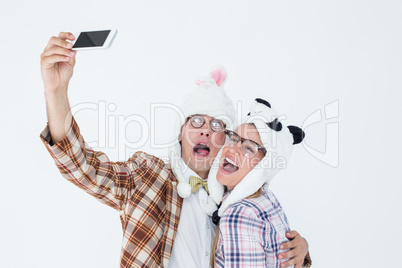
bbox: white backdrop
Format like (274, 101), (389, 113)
(1, 0), (401, 267)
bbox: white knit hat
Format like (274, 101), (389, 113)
(207, 98), (305, 216)
(168, 66), (236, 215)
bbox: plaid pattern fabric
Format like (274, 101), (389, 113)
(303, 252), (312, 267)
(215, 189), (294, 268)
(40, 117), (183, 268)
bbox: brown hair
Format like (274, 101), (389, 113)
(210, 188), (263, 267)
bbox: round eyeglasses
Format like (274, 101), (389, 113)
(225, 130), (267, 157)
(188, 115), (226, 132)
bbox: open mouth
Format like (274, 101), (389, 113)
(221, 157), (239, 173)
(193, 142), (210, 157)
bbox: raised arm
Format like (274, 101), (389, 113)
(40, 32), (76, 143)
(39, 33), (137, 211)
(41, 115), (142, 211)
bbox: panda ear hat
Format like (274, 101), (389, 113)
(208, 98), (305, 217)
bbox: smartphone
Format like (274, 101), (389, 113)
(71, 29), (117, 50)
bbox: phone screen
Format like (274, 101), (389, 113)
(73, 30), (111, 48)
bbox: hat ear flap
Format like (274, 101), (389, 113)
(287, 125), (305, 144)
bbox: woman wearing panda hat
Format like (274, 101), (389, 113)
(208, 98), (312, 268)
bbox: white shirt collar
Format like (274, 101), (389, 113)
(180, 158), (206, 183)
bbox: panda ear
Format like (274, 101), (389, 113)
(255, 98), (271, 108)
(267, 118), (283, 131)
(287, 125), (305, 144)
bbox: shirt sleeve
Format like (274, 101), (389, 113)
(219, 205), (268, 268)
(303, 252), (312, 267)
(40, 117), (147, 211)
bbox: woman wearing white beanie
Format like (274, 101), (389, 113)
(208, 98), (311, 268)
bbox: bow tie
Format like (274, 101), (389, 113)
(189, 175), (209, 195)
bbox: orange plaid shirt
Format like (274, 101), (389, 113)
(40, 117), (183, 268)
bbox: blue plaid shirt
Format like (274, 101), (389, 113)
(215, 188), (293, 268)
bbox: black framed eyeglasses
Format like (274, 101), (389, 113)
(187, 115), (226, 132)
(224, 130), (267, 157)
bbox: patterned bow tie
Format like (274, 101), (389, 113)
(189, 175), (209, 195)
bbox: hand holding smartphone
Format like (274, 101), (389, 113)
(71, 29), (117, 50)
